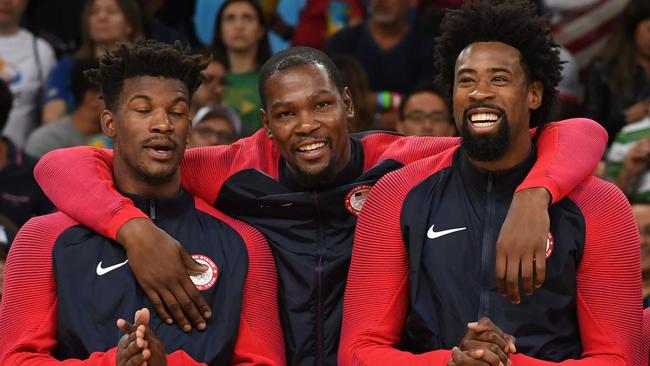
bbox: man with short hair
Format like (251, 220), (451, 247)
(189, 106), (241, 147)
(0, 40), (284, 365)
(34, 47), (608, 366)
(339, 2), (644, 365)
(396, 84), (456, 137)
(25, 59), (104, 157)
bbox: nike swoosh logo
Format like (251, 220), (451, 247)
(427, 225), (466, 239)
(96, 259), (129, 276)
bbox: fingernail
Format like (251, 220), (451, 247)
(467, 322), (478, 327)
(499, 362), (504, 366)
(204, 311), (212, 318)
(183, 324), (191, 332)
(166, 318), (173, 324)
(198, 322), (206, 331)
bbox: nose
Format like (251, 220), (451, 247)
(150, 109), (174, 134)
(468, 80), (496, 102)
(295, 110), (320, 135)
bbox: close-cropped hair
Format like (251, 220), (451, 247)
(85, 40), (209, 112)
(258, 47), (344, 109)
(435, 0), (562, 128)
(399, 83), (449, 121)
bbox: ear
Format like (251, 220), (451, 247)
(528, 81), (543, 110)
(343, 87), (355, 118)
(260, 108), (273, 139)
(186, 116), (193, 144)
(101, 110), (116, 138)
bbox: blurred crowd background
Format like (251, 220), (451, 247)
(0, 0), (648, 306)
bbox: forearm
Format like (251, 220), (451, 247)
(34, 147), (147, 239)
(517, 118), (608, 203)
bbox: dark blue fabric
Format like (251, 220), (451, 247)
(53, 190), (248, 365)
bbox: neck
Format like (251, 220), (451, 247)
(70, 107), (102, 137)
(369, 19), (408, 48)
(113, 156), (181, 200)
(0, 23), (20, 36)
(0, 139), (8, 170)
(228, 48), (258, 74)
(467, 131), (532, 172)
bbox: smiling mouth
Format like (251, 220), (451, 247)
(297, 141), (327, 152)
(467, 110), (501, 129)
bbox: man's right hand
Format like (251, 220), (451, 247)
(117, 218), (212, 332)
(452, 317), (515, 366)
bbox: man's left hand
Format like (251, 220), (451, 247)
(496, 187), (550, 303)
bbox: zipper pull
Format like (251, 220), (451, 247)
(149, 200), (157, 221)
(487, 174), (494, 193)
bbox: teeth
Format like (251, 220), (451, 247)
(470, 113), (499, 122)
(298, 142), (325, 152)
(472, 122), (497, 128)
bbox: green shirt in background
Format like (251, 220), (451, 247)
(223, 70), (262, 137)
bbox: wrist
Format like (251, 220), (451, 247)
(516, 187), (551, 207)
(115, 217), (152, 250)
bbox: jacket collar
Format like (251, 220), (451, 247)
(122, 189), (193, 220)
(456, 145), (537, 194)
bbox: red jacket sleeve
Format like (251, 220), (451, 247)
(508, 179), (644, 366)
(194, 200), (285, 365)
(516, 118), (608, 204)
(338, 149), (457, 366)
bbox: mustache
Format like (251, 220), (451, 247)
(142, 135), (177, 148)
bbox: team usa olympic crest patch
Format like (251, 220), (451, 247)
(546, 232), (554, 259)
(345, 185), (373, 216)
(190, 254), (218, 291)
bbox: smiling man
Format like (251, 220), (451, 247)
(339, 1), (644, 365)
(30, 46), (610, 366)
(0, 40), (283, 365)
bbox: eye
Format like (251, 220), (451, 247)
(492, 76), (508, 83)
(278, 111), (294, 118)
(135, 108), (150, 114)
(315, 101), (330, 109)
(457, 77), (474, 84)
(169, 111), (185, 118)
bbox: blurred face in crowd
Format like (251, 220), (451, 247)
(193, 61), (226, 109)
(397, 91), (455, 137)
(190, 116), (236, 147)
(453, 41), (541, 166)
(261, 64), (353, 188)
(89, 0), (134, 45)
(0, 0), (27, 29)
(635, 17), (650, 60)
(368, 0), (412, 26)
(220, 1), (264, 53)
(103, 76), (191, 192)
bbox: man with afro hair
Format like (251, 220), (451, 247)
(339, 1), (645, 365)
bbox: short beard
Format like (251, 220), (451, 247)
(460, 110), (510, 162)
(290, 159), (338, 189)
(134, 162), (177, 185)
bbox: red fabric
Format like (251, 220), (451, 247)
(340, 156), (643, 365)
(194, 198), (285, 365)
(0, 206), (284, 365)
(292, 0), (365, 50)
(34, 119), (606, 239)
(644, 308), (650, 364)
(338, 149), (457, 366)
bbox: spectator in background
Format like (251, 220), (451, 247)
(212, 0), (271, 136)
(143, 0), (200, 47)
(583, 0), (650, 145)
(633, 204), (650, 308)
(0, 78), (52, 232)
(330, 54), (374, 132)
(325, 0), (436, 130)
(606, 115), (650, 201)
(396, 83), (455, 137)
(289, 0), (364, 50)
(189, 106), (241, 147)
(550, 47), (583, 121)
(25, 60), (103, 158)
(0, 0), (56, 146)
(191, 48), (227, 116)
(42, 0), (143, 123)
